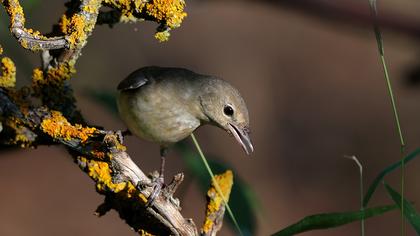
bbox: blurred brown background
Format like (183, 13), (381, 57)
(1, 0), (420, 235)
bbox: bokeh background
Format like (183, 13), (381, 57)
(1, 0), (420, 235)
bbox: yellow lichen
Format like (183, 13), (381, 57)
(120, 13), (139, 23)
(24, 28), (48, 40)
(202, 170), (234, 233)
(82, 4), (97, 14)
(102, 0), (145, 23)
(31, 68), (44, 84)
(40, 111), (96, 143)
(14, 131), (34, 148)
(14, 133), (30, 145)
(59, 0), (101, 49)
(4, 0), (25, 28)
(78, 156), (148, 203)
(46, 63), (75, 82)
(3, 118), (35, 148)
(145, 0), (187, 28)
(154, 31), (170, 42)
(20, 38), (29, 49)
(138, 229), (155, 236)
(32, 63), (76, 88)
(102, 0), (186, 41)
(60, 14), (87, 48)
(0, 57), (16, 88)
(104, 0), (142, 11)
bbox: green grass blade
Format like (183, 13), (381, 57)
(271, 204), (397, 236)
(363, 148), (420, 207)
(384, 182), (420, 234)
(367, 0), (405, 148)
(176, 141), (258, 236)
(190, 133), (244, 236)
(367, 1), (406, 233)
(344, 155), (364, 236)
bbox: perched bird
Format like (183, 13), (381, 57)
(117, 66), (253, 205)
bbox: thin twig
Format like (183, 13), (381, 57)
(2, 0), (68, 51)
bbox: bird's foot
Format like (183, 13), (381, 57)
(136, 171), (165, 208)
(136, 172), (184, 210)
(146, 172), (165, 207)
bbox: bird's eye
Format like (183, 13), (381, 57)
(223, 105), (234, 116)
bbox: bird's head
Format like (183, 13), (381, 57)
(198, 77), (254, 155)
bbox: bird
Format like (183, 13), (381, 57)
(116, 66), (253, 205)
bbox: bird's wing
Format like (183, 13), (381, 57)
(117, 69), (149, 91)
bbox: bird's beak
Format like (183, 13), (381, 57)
(228, 123), (254, 155)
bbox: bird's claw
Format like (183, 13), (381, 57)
(144, 175), (165, 208)
(136, 171), (164, 208)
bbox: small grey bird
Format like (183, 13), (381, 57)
(117, 66), (253, 205)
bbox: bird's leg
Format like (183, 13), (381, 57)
(145, 147), (167, 207)
(159, 151), (166, 181)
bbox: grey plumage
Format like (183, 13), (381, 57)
(117, 66), (253, 153)
(117, 66), (253, 206)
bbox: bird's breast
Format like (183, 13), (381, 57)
(117, 88), (201, 145)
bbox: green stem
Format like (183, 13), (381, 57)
(345, 155), (365, 236)
(368, 1), (406, 235)
(190, 133), (244, 236)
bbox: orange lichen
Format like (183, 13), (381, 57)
(91, 149), (106, 159)
(145, 0), (187, 28)
(0, 56), (16, 88)
(202, 170), (234, 233)
(40, 111), (96, 143)
(78, 156), (148, 203)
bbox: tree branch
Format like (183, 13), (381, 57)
(0, 1), (234, 234)
(201, 171), (234, 236)
(2, 0), (68, 51)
